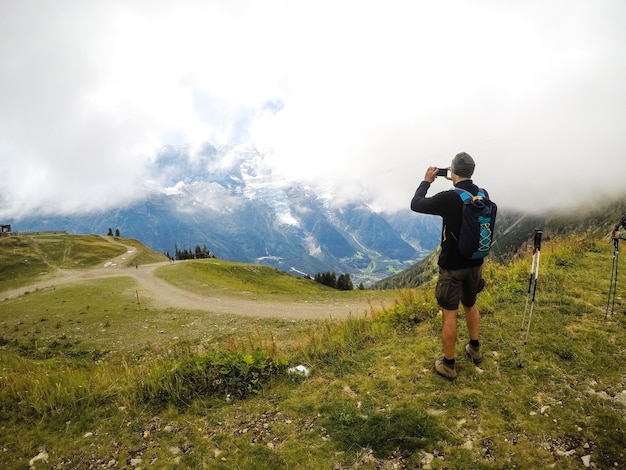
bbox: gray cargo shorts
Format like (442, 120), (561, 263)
(435, 266), (484, 310)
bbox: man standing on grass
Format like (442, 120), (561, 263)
(410, 152), (490, 380)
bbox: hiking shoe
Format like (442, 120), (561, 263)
(434, 359), (457, 381)
(465, 342), (482, 364)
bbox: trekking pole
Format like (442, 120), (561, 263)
(605, 226), (621, 319)
(515, 229), (542, 368)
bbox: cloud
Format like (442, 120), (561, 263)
(1, 0), (625, 219)
(256, 0), (626, 213)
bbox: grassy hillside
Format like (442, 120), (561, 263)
(155, 259), (396, 303)
(1, 231), (626, 468)
(0, 233), (122, 289)
(376, 195), (626, 290)
(0, 233), (167, 292)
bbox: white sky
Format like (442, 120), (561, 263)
(1, 0), (625, 217)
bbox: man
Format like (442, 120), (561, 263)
(410, 152), (488, 380)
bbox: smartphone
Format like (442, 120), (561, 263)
(437, 168), (448, 177)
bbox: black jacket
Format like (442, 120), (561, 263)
(410, 179), (488, 270)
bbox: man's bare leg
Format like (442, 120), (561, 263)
(464, 304), (479, 341)
(441, 308), (458, 360)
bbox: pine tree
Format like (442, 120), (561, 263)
(337, 273), (354, 291)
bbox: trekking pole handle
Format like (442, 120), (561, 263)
(613, 226), (621, 241)
(533, 229), (543, 253)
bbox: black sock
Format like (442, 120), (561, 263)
(443, 357), (455, 367)
(470, 339), (480, 348)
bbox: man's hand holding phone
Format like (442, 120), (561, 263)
(424, 166), (451, 183)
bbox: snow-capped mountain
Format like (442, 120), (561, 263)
(12, 144), (441, 285)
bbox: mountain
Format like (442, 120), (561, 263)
(8, 143), (441, 285)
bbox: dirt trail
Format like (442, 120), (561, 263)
(1, 238), (377, 320)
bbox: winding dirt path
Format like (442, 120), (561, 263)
(1, 238), (379, 320)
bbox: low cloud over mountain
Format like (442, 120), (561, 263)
(10, 144), (441, 284)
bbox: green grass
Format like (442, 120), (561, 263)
(156, 259), (332, 297)
(1, 233), (626, 468)
(0, 233), (127, 291)
(155, 258), (397, 303)
(0, 275), (324, 355)
(115, 236), (169, 266)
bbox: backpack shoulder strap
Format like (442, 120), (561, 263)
(454, 187), (482, 201)
(454, 187), (469, 198)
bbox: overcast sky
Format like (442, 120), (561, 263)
(1, 0), (625, 218)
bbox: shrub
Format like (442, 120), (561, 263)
(139, 350), (287, 407)
(375, 289), (438, 330)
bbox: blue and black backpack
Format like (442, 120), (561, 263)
(454, 188), (497, 259)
